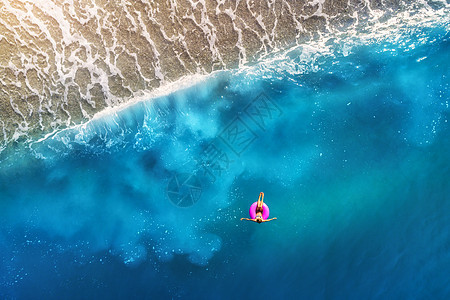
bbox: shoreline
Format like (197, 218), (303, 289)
(0, 1), (449, 156)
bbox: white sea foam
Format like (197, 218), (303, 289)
(235, 3), (449, 79)
(0, 3), (448, 270)
(0, 0), (449, 154)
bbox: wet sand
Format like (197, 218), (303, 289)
(0, 0), (426, 147)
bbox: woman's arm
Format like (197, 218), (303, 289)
(263, 217), (277, 222)
(240, 218), (255, 222)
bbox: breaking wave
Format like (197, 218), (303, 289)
(0, 0), (448, 153)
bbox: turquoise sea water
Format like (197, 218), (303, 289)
(1, 23), (450, 299)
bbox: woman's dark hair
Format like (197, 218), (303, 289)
(256, 218), (262, 223)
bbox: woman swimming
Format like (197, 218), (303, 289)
(240, 192), (277, 224)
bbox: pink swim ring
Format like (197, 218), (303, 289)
(249, 202), (270, 220)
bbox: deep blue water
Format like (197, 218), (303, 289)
(1, 24), (450, 299)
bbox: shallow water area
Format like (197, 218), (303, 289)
(1, 16), (450, 299)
